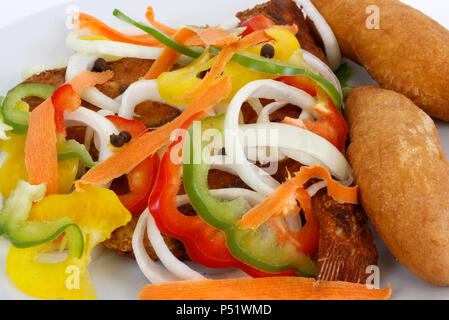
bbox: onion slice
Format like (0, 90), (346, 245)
(66, 53), (121, 113)
(295, 0), (342, 70)
(302, 50), (343, 99)
(64, 107), (118, 162)
(132, 211), (178, 284)
(21, 60), (67, 80)
(66, 30), (164, 60)
(239, 123), (353, 184)
(146, 209), (206, 281)
(118, 80), (184, 120)
(224, 80), (316, 195)
(176, 188), (266, 208)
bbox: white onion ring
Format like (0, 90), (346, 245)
(176, 188), (266, 208)
(132, 211), (177, 284)
(302, 49), (343, 99)
(306, 181), (328, 197)
(240, 123), (352, 183)
(66, 30), (164, 60)
(118, 80), (184, 120)
(146, 209), (206, 281)
(224, 80), (316, 195)
(64, 107), (118, 162)
(21, 60), (67, 80)
(66, 53), (121, 113)
(295, 0), (342, 70)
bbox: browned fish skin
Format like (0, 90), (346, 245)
(236, 0), (327, 63)
(312, 191), (377, 284)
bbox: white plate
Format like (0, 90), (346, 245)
(0, 0), (448, 300)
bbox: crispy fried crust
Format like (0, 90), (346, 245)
(236, 0), (326, 62)
(312, 191), (377, 284)
(311, 0), (449, 121)
(346, 86), (449, 286)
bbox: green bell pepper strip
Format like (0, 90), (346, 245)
(1, 83), (56, 134)
(182, 115), (316, 276)
(0, 181), (84, 258)
(57, 139), (97, 168)
(113, 10), (342, 110)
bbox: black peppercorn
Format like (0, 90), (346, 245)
(92, 58), (112, 72)
(260, 43), (275, 59)
(119, 131), (132, 143)
(110, 134), (125, 147)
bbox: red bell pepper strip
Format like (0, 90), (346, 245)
(148, 115), (295, 277)
(241, 15), (275, 37)
(276, 76), (348, 152)
(106, 115), (159, 215)
(51, 84), (81, 137)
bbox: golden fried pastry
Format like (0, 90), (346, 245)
(311, 0), (449, 121)
(346, 86), (449, 286)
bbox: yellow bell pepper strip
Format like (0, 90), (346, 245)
(0, 181), (83, 257)
(158, 52), (265, 106)
(57, 158), (79, 194)
(6, 184), (131, 300)
(0, 132), (81, 197)
(0, 97), (13, 140)
(0, 133), (28, 198)
(181, 29), (275, 99)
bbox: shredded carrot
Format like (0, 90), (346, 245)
(267, 187), (319, 257)
(143, 28), (197, 80)
(145, 6), (177, 36)
(188, 26), (239, 47)
(75, 13), (165, 47)
(182, 30), (274, 99)
(239, 165), (358, 229)
(25, 70), (113, 195)
(25, 100), (58, 195)
(76, 76), (232, 188)
(138, 277), (392, 300)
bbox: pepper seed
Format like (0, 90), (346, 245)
(119, 131), (132, 143)
(92, 58), (112, 72)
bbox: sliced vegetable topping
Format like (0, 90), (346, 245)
(25, 71), (113, 195)
(183, 115), (316, 275)
(149, 117), (294, 277)
(0, 181), (83, 258)
(76, 76), (232, 188)
(107, 115), (159, 215)
(6, 184), (131, 300)
(239, 165), (358, 230)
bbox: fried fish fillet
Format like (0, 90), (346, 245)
(236, 0), (326, 63)
(346, 86), (449, 286)
(311, 0), (449, 121)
